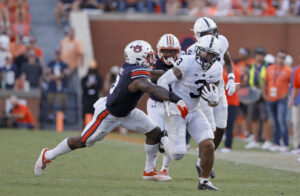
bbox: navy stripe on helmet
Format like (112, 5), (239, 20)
(209, 36), (214, 48)
(203, 18), (210, 28)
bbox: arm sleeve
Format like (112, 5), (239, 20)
(294, 68), (300, 88)
(130, 68), (151, 81)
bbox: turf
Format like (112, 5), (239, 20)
(1, 129), (300, 196)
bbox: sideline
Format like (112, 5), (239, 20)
(106, 133), (300, 174)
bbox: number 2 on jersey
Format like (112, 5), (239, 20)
(190, 79), (206, 98)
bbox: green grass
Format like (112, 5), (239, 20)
(0, 129), (300, 196)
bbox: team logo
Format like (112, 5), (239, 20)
(133, 45), (142, 53)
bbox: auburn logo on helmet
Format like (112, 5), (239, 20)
(133, 45), (142, 53)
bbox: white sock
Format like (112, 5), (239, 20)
(196, 158), (201, 167)
(161, 154), (172, 171)
(144, 143), (159, 173)
(160, 136), (173, 159)
(200, 177), (209, 184)
(45, 138), (72, 160)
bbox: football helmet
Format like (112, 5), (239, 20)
(156, 34), (181, 65)
(195, 35), (220, 71)
(124, 40), (155, 67)
(193, 17), (218, 41)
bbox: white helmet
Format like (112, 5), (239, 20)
(264, 54), (275, 65)
(285, 54), (293, 66)
(124, 40), (155, 67)
(193, 17), (218, 41)
(156, 34), (181, 65)
(195, 35), (220, 71)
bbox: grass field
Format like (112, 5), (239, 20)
(1, 129), (300, 196)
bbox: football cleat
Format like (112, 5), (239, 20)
(142, 170), (170, 181)
(34, 148), (52, 176)
(198, 180), (219, 190)
(159, 169), (172, 181)
(195, 164), (215, 179)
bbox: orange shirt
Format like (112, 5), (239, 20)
(60, 37), (83, 69)
(265, 64), (292, 101)
(10, 42), (27, 58)
(224, 65), (241, 106)
(293, 66), (300, 88)
(12, 104), (35, 124)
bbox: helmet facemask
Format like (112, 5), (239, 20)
(195, 46), (219, 71)
(137, 50), (156, 67)
(158, 48), (180, 65)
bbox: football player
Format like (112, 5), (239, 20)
(187, 17), (237, 178)
(146, 34), (181, 181)
(34, 40), (188, 179)
(158, 35), (222, 190)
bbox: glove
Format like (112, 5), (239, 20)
(225, 73), (236, 96)
(202, 84), (219, 105)
(176, 100), (188, 120)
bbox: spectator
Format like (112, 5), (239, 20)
(0, 52), (18, 89)
(288, 62), (300, 155)
(103, 65), (119, 95)
(11, 13), (30, 37)
(54, 0), (80, 27)
(118, 0), (144, 13)
(81, 60), (103, 121)
(46, 49), (69, 122)
(0, 29), (9, 68)
(28, 36), (43, 60)
(80, 0), (105, 10)
(9, 34), (26, 59)
(236, 47), (253, 76)
(6, 95), (34, 129)
(263, 50), (292, 152)
(0, 0), (10, 28)
(244, 47), (272, 150)
(220, 64), (241, 153)
(20, 50), (43, 90)
(60, 27), (83, 75)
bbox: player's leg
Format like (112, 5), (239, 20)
(146, 99), (172, 180)
(187, 110), (218, 190)
(120, 108), (169, 181)
(213, 93), (228, 150)
(34, 98), (117, 176)
(196, 101), (215, 178)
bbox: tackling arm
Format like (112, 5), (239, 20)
(150, 69), (166, 83)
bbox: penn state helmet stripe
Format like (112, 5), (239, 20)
(203, 17), (210, 28)
(209, 36), (214, 48)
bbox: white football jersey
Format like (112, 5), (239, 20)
(186, 35), (229, 65)
(171, 55), (223, 112)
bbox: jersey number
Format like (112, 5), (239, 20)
(109, 75), (120, 94)
(189, 79), (206, 98)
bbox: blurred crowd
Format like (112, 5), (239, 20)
(54, 0), (300, 25)
(220, 46), (300, 155)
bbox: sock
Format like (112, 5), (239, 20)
(161, 154), (172, 171)
(199, 177), (209, 184)
(144, 143), (159, 173)
(160, 136), (173, 159)
(196, 158), (201, 167)
(45, 138), (72, 160)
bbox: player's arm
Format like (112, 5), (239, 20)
(157, 67), (182, 89)
(224, 51), (237, 96)
(224, 51), (234, 74)
(128, 77), (188, 119)
(150, 69), (166, 83)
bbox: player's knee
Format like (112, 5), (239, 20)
(200, 139), (215, 152)
(145, 127), (161, 144)
(173, 153), (185, 160)
(68, 136), (86, 150)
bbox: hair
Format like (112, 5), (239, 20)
(277, 49), (287, 55)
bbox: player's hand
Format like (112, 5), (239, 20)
(202, 84), (219, 105)
(176, 100), (188, 120)
(226, 78), (236, 96)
